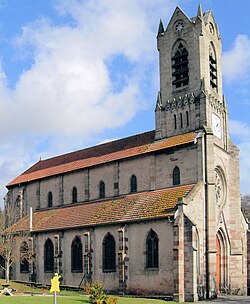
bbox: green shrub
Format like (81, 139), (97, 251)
(89, 281), (107, 304)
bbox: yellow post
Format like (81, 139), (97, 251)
(50, 273), (61, 304)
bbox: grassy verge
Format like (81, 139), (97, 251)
(0, 280), (176, 303)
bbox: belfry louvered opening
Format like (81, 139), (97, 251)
(209, 44), (217, 89)
(172, 43), (189, 88)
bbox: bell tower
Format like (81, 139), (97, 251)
(155, 5), (228, 150)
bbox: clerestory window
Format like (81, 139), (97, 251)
(130, 175), (137, 193)
(173, 166), (180, 186)
(99, 181), (105, 199)
(72, 187), (77, 203)
(172, 43), (189, 88)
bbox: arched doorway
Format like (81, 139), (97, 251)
(216, 230), (228, 293)
(216, 236), (221, 292)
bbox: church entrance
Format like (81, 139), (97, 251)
(216, 235), (221, 293)
(216, 230), (228, 294)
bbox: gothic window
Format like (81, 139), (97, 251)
(103, 233), (116, 272)
(130, 174), (137, 193)
(174, 114), (177, 129)
(72, 187), (77, 203)
(180, 113), (183, 128)
(71, 236), (83, 272)
(172, 42), (189, 88)
(48, 191), (53, 208)
(99, 181), (105, 199)
(186, 111), (189, 126)
(173, 166), (180, 186)
(20, 241), (29, 273)
(209, 44), (217, 90)
(44, 238), (54, 272)
(146, 229), (159, 268)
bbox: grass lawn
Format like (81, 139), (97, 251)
(0, 280), (177, 303)
(0, 295), (176, 303)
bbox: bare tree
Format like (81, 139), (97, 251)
(0, 196), (30, 284)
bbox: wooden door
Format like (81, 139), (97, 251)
(216, 236), (221, 292)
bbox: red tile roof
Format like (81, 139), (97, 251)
(10, 184), (195, 233)
(7, 131), (196, 187)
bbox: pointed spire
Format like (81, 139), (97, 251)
(157, 19), (164, 38)
(156, 91), (162, 110)
(197, 3), (203, 19)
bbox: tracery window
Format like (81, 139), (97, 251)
(99, 181), (105, 199)
(130, 175), (137, 193)
(72, 187), (77, 203)
(146, 230), (159, 268)
(48, 191), (53, 208)
(71, 236), (83, 272)
(44, 238), (54, 272)
(172, 42), (189, 88)
(209, 44), (217, 90)
(173, 166), (180, 186)
(103, 233), (116, 272)
(20, 241), (29, 273)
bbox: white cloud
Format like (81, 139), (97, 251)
(222, 35), (250, 83)
(0, 0), (177, 206)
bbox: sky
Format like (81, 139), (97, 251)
(0, 0), (250, 207)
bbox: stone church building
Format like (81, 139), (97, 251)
(3, 5), (248, 302)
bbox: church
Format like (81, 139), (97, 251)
(3, 5), (248, 302)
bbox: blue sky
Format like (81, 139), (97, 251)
(0, 0), (250, 206)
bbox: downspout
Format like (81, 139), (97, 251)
(203, 129), (209, 299)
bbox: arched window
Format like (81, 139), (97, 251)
(44, 238), (54, 272)
(72, 187), (77, 203)
(48, 192), (53, 208)
(180, 112), (183, 128)
(103, 233), (116, 272)
(174, 114), (177, 129)
(71, 236), (83, 272)
(173, 166), (180, 186)
(172, 42), (189, 88)
(130, 175), (137, 193)
(20, 241), (29, 273)
(146, 230), (159, 268)
(99, 181), (105, 199)
(209, 43), (217, 90)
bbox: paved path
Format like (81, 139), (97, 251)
(199, 295), (250, 303)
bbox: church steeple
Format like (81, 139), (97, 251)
(155, 6), (228, 150)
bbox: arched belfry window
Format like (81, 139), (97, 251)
(44, 238), (54, 272)
(72, 187), (77, 203)
(48, 192), (53, 208)
(20, 241), (29, 273)
(172, 42), (189, 88)
(209, 43), (217, 89)
(146, 229), (159, 268)
(99, 181), (105, 199)
(71, 236), (83, 272)
(130, 175), (137, 193)
(103, 233), (116, 272)
(173, 166), (180, 186)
